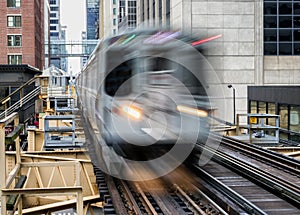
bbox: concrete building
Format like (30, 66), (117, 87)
(99, 0), (137, 38)
(118, 0), (137, 33)
(49, 0), (68, 71)
(81, 31), (88, 68)
(137, 0), (170, 28)
(0, 0), (49, 70)
(135, 0), (300, 125)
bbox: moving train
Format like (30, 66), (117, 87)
(76, 30), (221, 180)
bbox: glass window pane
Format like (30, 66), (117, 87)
(250, 100), (257, 113)
(294, 3), (300, 15)
(279, 104), (289, 129)
(267, 103), (276, 126)
(294, 16), (300, 28)
(294, 43), (300, 54)
(279, 29), (292, 41)
(7, 16), (13, 27)
(290, 106), (300, 132)
(279, 16), (292, 28)
(279, 43), (292, 54)
(295, 30), (300, 41)
(264, 42), (277, 55)
(16, 0), (21, 7)
(279, 3), (292, 15)
(264, 3), (277, 15)
(15, 35), (21, 46)
(264, 16), (277, 28)
(7, 35), (13, 46)
(264, 29), (277, 41)
(258, 102), (266, 113)
(15, 16), (21, 27)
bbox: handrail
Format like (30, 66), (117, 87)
(0, 86), (41, 120)
(0, 76), (39, 106)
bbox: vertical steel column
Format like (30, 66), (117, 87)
(0, 122), (7, 215)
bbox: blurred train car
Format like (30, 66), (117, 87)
(76, 30), (217, 174)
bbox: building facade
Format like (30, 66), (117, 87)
(87, 0), (100, 39)
(0, 0), (48, 70)
(137, 0), (170, 28)
(248, 86), (300, 143)
(49, 0), (67, 71)
(100, 0), (137, 38)
(134, 0), (300, 129)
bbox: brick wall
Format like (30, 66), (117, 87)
(0, 0), (45, 70)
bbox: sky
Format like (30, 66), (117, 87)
(60, 0), (86, 74)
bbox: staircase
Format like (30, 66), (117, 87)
(0, 77), (40, 120)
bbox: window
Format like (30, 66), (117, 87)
(50, 32), (59, 37)
(113, 0), (116, 4)
(264, 0), (300, 55)
(8, 55), (22, 64)
(7, 35), (22, 47)
(113, 8), (117, 15)
(250, 101), (257, 113)
(279, 104), (289, 129)
(290, 105), (300, 132)
(113, 19), (116, 26)
(258, 102), (266, 114)
(50, 26), (57, 31)
(267, 102), (276, 126)
(50, 13), (57, 18)
(50, 20), (59, 24)
(50, 0), (57, 4)
(50, 7), (59, 11)
(7, 16), (21, 27)
(7, 0), (21, 7)
(105, 60), (132, 97)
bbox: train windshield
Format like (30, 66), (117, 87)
(104, 54), (206, 97)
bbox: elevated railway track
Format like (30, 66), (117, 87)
(88, 132), (300, 214)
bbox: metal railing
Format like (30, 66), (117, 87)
(0, 86), (41, 120)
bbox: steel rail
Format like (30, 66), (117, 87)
(120, 181), (143, 215)
(196, 137), (300, 208)
(193, 164), (268, 215)
(217, 133), (300, 173)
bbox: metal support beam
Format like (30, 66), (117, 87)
(2, 187), (84, 215)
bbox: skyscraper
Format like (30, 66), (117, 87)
(86, 0), (100, 39)
(49, 0), (67, 71)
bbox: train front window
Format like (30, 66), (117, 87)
(105, 61), (132, 97)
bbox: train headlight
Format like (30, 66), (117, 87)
(122, 105), (142, 120)
(177, 105), (208, 117)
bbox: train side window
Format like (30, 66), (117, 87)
(105, 61), (132, 97)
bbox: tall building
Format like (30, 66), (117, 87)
(81, 31), (88, 68)
(49, 0), (67, 71)
(87, 0), (100, 39)
(137, 0), (170, 28)
(99, 0), (137, 38)
(0, 0), (48, 70)
(118, 0), (137, 33)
